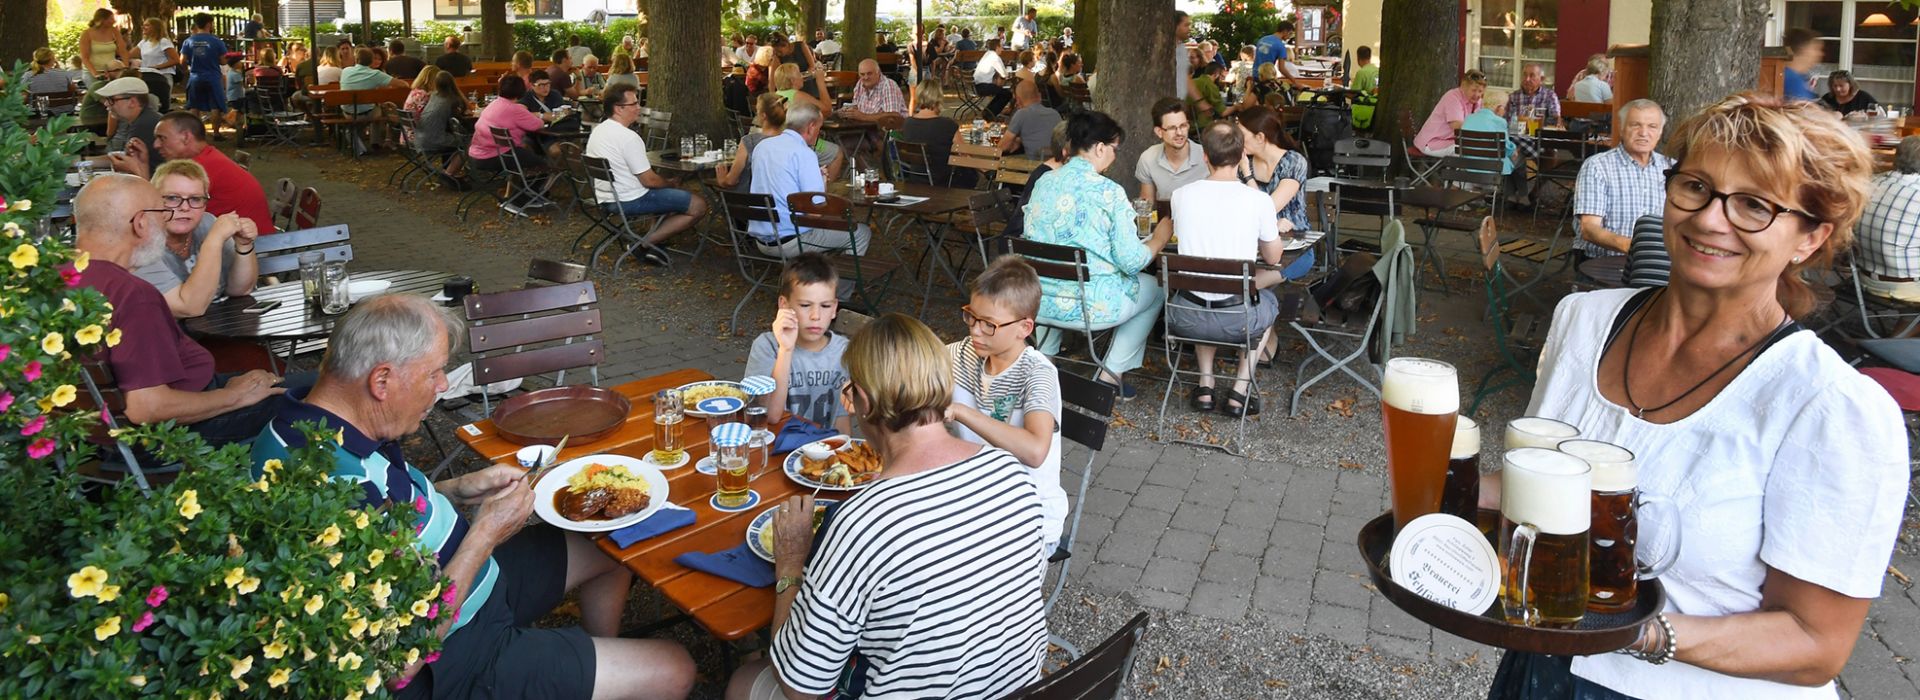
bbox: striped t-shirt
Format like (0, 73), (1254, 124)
(771, 447), (1048, 698)
(948, 341), (1067, 550)
(251, 390), (496, 634)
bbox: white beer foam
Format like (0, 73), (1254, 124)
(1383, 358), (1460, 415)
(1505, 416), (1580, 450)
(1501, 447), (1591, 535)
(1559, 440), (1636, 492)
(1450, 416), (1481, 459)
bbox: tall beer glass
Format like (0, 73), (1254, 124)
(1441, 416), (1480, 522)
(1505, 416), (1580, 451)
(651, 389), (686, 465)
(1559, 439), (1682, 613)
(1500, 447), (1591, 628)
(1381, 358), (1461, 532)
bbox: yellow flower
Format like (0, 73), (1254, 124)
(229, 655), (252, 679)
(97, 584), (120, 602)
(261, 458), (283, 475)
(339, 571), (356, 591)
(75, 324), (103, 345)
(367, 549), (385, 568)
(364, 671), (381, 693)
(267, 667), (290, 688)
(304, 594), (324, 616)
(25, 635), (39, 645)
(68, 566), (108, 598)
(348, 616), (368, 638)
(13, 199), (29, 211)
(72, 250), (88, 272)
(315, 524), (343, 548)
(263, 640), (287, 660)
(223, 567), (245, 588)
(252, 479), (269, 492)
(127, 675), (146, 688)
(411, 599), (430, 618)
(344, 692), (362, 700)
(327, 552), (344, 568)
(303, 646), (317, 662)
(336, 652), (363, 671)
(40, 332), (62, 356)
(8, 244), (38, 270)
(1, 221), (19, 238)
(175, 490), (202, 520)
(59, 298), (75, 313)
(368, 580), (392, 608)
(95, 615), (121, 640)
(278, 584), (302, 603)
(105, 328), (121, 347)
(405, 647), (420, 665)
(369, 619), (385, 636)
(353, 511), (371, 530)
(237, 577), (260, 595)
(47, 384), (77, 407)
(0, 592), (9, 613)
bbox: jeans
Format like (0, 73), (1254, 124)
(1035, 274), (1164, 375)
(187, 371), (318, 447)
(613, 187), (694, 217)
(756, 224), (872, 258)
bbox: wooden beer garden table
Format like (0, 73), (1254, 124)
(454, 368), (804, 642)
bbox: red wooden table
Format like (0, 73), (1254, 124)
(456, 368), (806, 641)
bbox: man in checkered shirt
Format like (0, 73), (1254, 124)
(1573, 99), (1673, 260)
(1856, 136), (1920, 302)
(842, 58), (907, 122)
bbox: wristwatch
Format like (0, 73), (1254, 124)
(775, 575), (803, 594)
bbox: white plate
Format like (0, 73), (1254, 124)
(674, 380), (750, 417)
(347, 279), (392, 303)
(782, 438), (878, 491)
(532, 455), (671, 533)
(745, 499), (838, 562)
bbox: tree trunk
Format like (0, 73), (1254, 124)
(842, 0), (877, 66)
(1376, 0), (1461, 166)
(1092, 0), (1172, 197)
(1073, 0), (1099, 72)
(0, 0), (50, 66)
(647, 0), (727, 141)
(1648, 0), (1769, 123)
(800, 0), (827, 39)
(481, 0), (512, 61)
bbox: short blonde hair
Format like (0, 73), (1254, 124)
(1665, 93), (1874, 319)
(753, 45), (778, 68)
(913, 79), (943, 111)
(772, 63), (801, 91)
(412, 64), (443, 92)
(151, 159), (210, 192)
(611, 53), (634, 74)
(845, 314), (952, 433)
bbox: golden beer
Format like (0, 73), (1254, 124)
(1558, 439), (1680, 613)
(1381, 358), (1461, 532)
(1504, 416), (1580, 451)
(715, 453), (752, 508)
(1441, 416), (1481, 522)
(650, 413), (685, 465)
(1499, 447), (1591, 628)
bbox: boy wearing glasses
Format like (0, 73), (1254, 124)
(744, 254), (855, 435)
(947, 256), (1065, 556)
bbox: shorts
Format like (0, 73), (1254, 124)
(186, 77), (227, 111)
(1166, 288), (1282, 346)
(743, 664), (786, 700)
(396, 525), (596, 700)
(612, 187), (694, 217)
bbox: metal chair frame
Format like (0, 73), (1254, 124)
(1001, 237), (1112, 378)
(1397, 108), (1445, 186)
(1289, 250), (1391, 415)
(1043, 369), (1117, 661)
(581, 154), (674, 274)
(489, 126), (557, 220)
(1155, 254), (1269, 454)
(718, 190), (793, 332)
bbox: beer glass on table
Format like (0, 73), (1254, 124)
(1499, 447), (1592, 628)
(1505, 416), (1579, 451)
(651, 389), (687, 464)
(1559, 439), (1681, 614)
(1381, 358), (1461, 532)
(711, 425), (752, 509)
(1441, 416), (1481, 522)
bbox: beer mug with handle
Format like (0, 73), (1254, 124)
(1506, 416), (1579, 451)
(1500, 447), (1592, 628)
(1559, 439), (1682, 614)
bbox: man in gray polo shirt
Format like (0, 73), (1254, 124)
(999, 80), (1060, 158)
(1134, 98), (1207, 202)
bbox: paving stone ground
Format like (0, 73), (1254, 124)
(243, 142), (1920, 699)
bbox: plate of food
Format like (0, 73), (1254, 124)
(745, 499), (837, 562)
(533, 455), (671, 533)
(782, 437), (883, 490)
(676, 380), (750, 418)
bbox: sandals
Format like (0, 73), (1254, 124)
(1190, 386), (1216, 412)
(1222, 389), (1262, 418)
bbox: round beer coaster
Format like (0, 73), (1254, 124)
(1389, 513), (1501, 615)
(710, 490), (761, 513)
(642, 451), (691, 470)
(694, 455), (719, 475)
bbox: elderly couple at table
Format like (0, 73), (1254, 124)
(1415, 67), (1569, 211)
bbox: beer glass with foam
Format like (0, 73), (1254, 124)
(1381, 358), (1461, 532)
(1505, 416), (1580, 451)
(1558, 439), (1681, 613)
(1500, 447), (1591, 628)
(1441, 416), (1481, 522)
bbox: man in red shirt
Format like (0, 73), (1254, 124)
(72, 174), (308, 446)
(115, 111), (279, 232)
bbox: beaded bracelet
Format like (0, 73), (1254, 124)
(1623, 613), (1677, 665)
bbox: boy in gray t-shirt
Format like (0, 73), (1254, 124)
(742, 254), (854, 433)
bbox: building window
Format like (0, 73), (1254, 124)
(1783, 0), (1916, 108)
(1471, 0), (1559, 91)
(434, 0), (480, 19)
(525, 0), (563, 18)
(1298, 8), (1326, 44)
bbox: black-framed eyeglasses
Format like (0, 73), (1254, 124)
(161, 194), (211, 209)
(1664, 168), (1820, 233)
(129, 207), (171, 226)
(962, 305), (1027, 336)
(614, 100), (641, 109)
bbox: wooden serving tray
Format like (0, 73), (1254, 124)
(491, 386), (633, 447)
(1358, 511), (1665, 656)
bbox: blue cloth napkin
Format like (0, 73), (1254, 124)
(608, 504), (697, 549)
(772, 421), (838, 455)
(674, 543), (776, 588)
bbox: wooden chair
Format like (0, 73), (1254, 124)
(1470, 217), (1550, 415)
(526, 258), (588, 286)
(825, 70), (859, 102)
(1001, 237), (1109, 376)
(956, 188), (1018, 267)
(892, 139), (939, 186)
(1289, 246), (1390, 415)
(490, 126), (557, 220)
(1042, 369), (1117, 659)
(1414, 157), (1506, 290)
(949, 142), (1001, 190)
(1329, 181), (1400, 257)
(1331, 137), (1393, 180)
(463, 281), (605, 418)
(786, 191), (898, 315)
(996, 156), (1042, 193)
(581, 154), (670, 273)
(1156, 254), (1270, 454)
(254, 224), (352, 276)
(71, 356), (177, 491)
(1002, 612), (1150, 696)
(1396, 108), (1445, 186)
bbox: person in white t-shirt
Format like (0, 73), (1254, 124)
(583, 83), (709, 266)
(973, 39), (1013, 119)
(1167, 121), (1286, 417)
(1482, 95), (1908, 700)
(946, 256), (1066, 556)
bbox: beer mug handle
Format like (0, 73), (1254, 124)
(1634, 493), (1681, 580)
(1503, 521), (1539, 624)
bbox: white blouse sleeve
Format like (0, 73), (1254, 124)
(1524, 292), (1586, 416)
(1760, 372), (1909, 598)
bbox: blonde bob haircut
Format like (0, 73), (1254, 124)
(844, 314), (952, 433)
(772, 63), (802, 91)
(1664, 93), (1874, 319)
(913, 79), (944, 112)
(151, 159), (211, 192)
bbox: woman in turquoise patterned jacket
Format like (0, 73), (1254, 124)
(1021, 111), (1174, 398)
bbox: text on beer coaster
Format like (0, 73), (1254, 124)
(1389, 513), (1501, 615)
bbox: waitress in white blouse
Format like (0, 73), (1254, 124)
(1484, 94), (1908, 699)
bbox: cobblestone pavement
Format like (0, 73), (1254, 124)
(244, 144), (1919, 698)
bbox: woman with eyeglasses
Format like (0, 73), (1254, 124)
(133, 160), (259, 318)
(1481, 95), (1908, 699)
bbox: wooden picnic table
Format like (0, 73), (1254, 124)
(456, 368), (810, 642)
(184, 269), (453, 342)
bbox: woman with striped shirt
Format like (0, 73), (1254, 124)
(728, 314), (1049, 700)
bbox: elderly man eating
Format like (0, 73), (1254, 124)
(251, 294), (696, 699)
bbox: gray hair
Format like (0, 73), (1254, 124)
(784, 100), (823, 131)
(1618, 98), (1664, 127)
(321, 294), (464, 380)
(1897, 136), (1920, 175)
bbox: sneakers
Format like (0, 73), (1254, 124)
(1096, 376), (1138, 401)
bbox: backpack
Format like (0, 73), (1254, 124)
(1300, 103), (1353, 176)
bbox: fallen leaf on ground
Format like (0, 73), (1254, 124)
(1891, 565), (1911, 587)
(1265, 679), (1290, 688)
(1338, 460), (1365, 470)
(1328, 397), (1357, 418)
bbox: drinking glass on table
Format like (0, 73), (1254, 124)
(320, 261), (350, 315)
(1381, 357), (1460, 532)
(651, 389), (687, 464)
(711, 422), (752, 509)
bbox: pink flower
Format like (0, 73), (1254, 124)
(60, 265), (82, 287)
(441, 581), (458, 605)
(26, 438), (55, 460)
(413, 495), (428, 514)
(131, 611), (155, 633)
(423, 651), (440, 664)
(0, 392), (12, 415)
(0, 343), (9, 362)
(393, 675), (411, 690)
(146, 586), (169, 607)
(20, 415), (46, 436)
(426, 603), (439, 620)
(22, 361), (41, 382)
